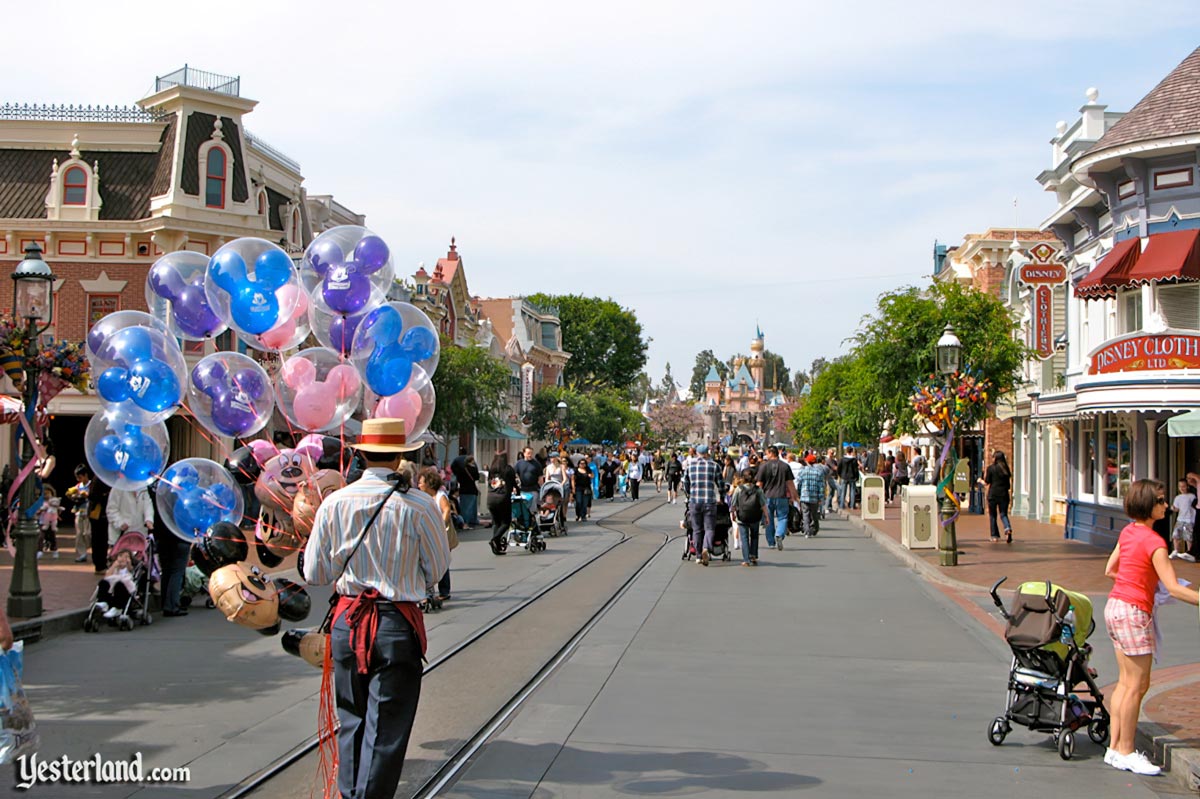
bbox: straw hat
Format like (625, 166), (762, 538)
(350, 418), (423, 453)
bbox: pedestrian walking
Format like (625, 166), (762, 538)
(573, 456), (592, 521)
(665, 453), (683, 504)
(837, 447), (860, 511)
(653, 450), (665, 493)
(730, 469), (765, 566)
(980, 450), (1013, 544)
(757, 446), (795, 550)
(486, 453), (518, 555)
(797, 457), (826, 537)
(1102, 478), (1199, 775)
(515, 447), (544, 491)
(68, 465), (91, 563)
(418, 467), (456, 603)
(911, 451), (927, 485)
(627, 457), (642, 501)
(683, 444), (725, 566)
(891, 452), (909, 503)
(303, 418), (449, 798)
(1169, 478), (1197, 561)
(449, 449), (481, 527)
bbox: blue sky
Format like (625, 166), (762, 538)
(8, 2), (1200, 395)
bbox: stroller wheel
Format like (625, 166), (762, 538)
(1057, 730), (1074, 760)
(1087, 716), (1109, 746)
(141, 613), (153, 626)
(118, 616), (134, 632)
(987, 717), (1008, 746)
(205, 598), (216, 610)
(83, 615), (97, 633)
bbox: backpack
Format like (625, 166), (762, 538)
(734, 486), (764, 524)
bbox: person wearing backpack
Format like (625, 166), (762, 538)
(731, 469), (766, 566)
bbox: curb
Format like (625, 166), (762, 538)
(847, 510), (1200, 792)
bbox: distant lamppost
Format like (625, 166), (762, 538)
(555, 400), (568, 453)
(935, 324), (962, 567)
(8, 243), (56, 618)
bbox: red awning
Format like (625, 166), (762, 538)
(1126, 229), (1200, 286)
(1075, 237), (1141, 299)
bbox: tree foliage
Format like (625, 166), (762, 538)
(529, 386), (643, 445)
(854, 281), (1027, 436)
(430, 339), (513, 443)
(689, 350), (728, 400)
(788, 357), (880, 449)
(526, 294), (648, 394)
(760, 350), (790, 391)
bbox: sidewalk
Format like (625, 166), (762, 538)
(851, 503), (1200, 791)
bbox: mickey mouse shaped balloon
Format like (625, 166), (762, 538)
(146, 251), (227, 340)
(350, 302), (440, 398)
(84, 412), (170, 490)
(301, 226), (395, 316)
(94, 326), (188, 426)
(276, 348), (362, 433)
(188, 353), (274, 438)
(155, 458), (243, 544)
(237, 284), (310, 353)
(204, 238), (300, 337)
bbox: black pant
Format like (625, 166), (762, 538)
(91, 513), (108, 571)
(487, 496), (511, 545)
(332, 608), (423, 799)
(159, 536), (191, 612)
(574, 488), (589, 520)
(988, 494), (1012, 540)
(97, 579), (133, 608)
(438, 570), (450, 598)
(629, 479), (640, 500)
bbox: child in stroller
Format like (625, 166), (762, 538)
(987, 578), (1110, 760)
(508, 491), (547, 553)
(83, 531), (156, 632)
(537, 481), (568, 537)
(680, 499), (731, 564)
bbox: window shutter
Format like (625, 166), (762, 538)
(1159, 284), (1200, 330)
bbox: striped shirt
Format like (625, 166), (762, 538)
(797, 464), (827, 504)
(303, 468), (450, 602)
(683, 456), (725, 505)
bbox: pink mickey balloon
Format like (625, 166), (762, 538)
(373, 390), (422, 436)
(277, 348), (363, 432)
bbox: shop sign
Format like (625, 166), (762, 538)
(521, 362), (535, 413)
(1018, 242), (1068, 360)
(1089, 333), (1200, 374)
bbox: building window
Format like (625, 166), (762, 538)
(257, 190), (267, 215)
(1158, 284), (1200, 330)
(1079, 426), (1095, 497)
(88, 294), (119, 327)
(1101, 416), (1130, 501)
(1121, 291), (1142, 334)
(205, 149), (226, 208)
(63, 166), (87, 205)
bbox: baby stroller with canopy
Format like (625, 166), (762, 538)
(987, 577), (1110, 760)
(537, 481), (568, 537)
(508, 492), (546, 553)
(83, 531), (157, 632)
(681, 499), (732, 562)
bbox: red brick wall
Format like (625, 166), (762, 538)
(0, 260), (150, 343)
(985, 416), (1014, 464)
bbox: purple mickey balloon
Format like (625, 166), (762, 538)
(192, 357), (272, 438)
(307, 239), (344, 277)
(329, 312), (364, 356)
(352, 236), (390, 271)
(150, 263), (223, 339)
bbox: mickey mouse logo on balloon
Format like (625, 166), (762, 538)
(304, 228), (394, 316)
(95, 326), (186, 423)
(351, 303), (440, 397)
(205, 239), (298, 336)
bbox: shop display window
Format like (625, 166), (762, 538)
(1101, 416), (1130, 500)
(1081, 423), (1096, 497)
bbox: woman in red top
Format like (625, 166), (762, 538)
(1103, 478), (1199, 775)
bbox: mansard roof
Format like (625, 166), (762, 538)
(1087, 46), (1200, 154)
(0, 147), (160, 219)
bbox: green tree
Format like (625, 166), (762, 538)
(790, 371), (809, 396)
(788, 357), (880, 448)
(430, 339), (513, 446)
(689, 350), (728, 400)
(529, 386), (641, 445)
(526, 294), (648, 393)
(854, 281), (1027, 436)
(629, 372), (656, 407)
(659, 362), (678, 399)
(760, 350), (790, 391)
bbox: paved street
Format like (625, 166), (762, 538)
(445, 510), (1183, 798)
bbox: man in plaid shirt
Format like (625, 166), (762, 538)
(683, 444), (725, 565)
(797, 455), (827, 537)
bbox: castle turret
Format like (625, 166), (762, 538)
(748, 326), (765, 393)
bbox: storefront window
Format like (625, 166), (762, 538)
(1081, 424), (1096, 496)
(1101, 416), (1131, 500)
(1122, 291), (1142, 334)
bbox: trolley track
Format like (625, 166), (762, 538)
(229, 496), (675, 799)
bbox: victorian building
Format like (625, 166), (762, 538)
(0, 66), (364, 484)
(700, 328), (789, 444)
(1017, 47), (1200, 545)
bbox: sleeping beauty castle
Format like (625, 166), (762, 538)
(700, 327), (790, 444)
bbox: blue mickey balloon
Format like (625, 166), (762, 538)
(208, 246), (294, 335)
(356, 305), (439, 397)
(93, 326), (185, 423)
(94, 425), (167, 485)
(157, 458), (244, 543)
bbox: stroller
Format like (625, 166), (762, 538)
(537, 481), (568, 537)
(681, 499), (732, 562)
(508, 492), (547, 553)
(83, 531), (157, 633)
(987, 578), (1110, 760)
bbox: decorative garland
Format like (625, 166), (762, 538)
(909, 368), (993, 527)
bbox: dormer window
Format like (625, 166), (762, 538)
(205, 149), (226, 208)
(62, 167), (87, 205)
(257, 190), (267, 216)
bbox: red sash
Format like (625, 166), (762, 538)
(333, 590), (427, 674)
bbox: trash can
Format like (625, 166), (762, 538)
(901, 485), (937, 549)
(862, 475), (886, 520)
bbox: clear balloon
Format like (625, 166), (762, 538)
(187, 352), (275, 438)
(308, 286), (385, 357)
(94, 326), (187, 425)
(85, 411), (169, 491)
(86, 310), (171, 373)
(146, 251), (227, 340)
(204, 238), (300, 338)
(350, 302), (440, 397)
(364, 365), (436, 440)
(237, 283), (311, 352)
(276, 348), (363, 433)
(301, 226), (395, 316)
(155, 458), (244, 544)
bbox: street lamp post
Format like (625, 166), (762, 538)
(7, 243), (56, 618)
(935, 324), (962, 567)
(555, 400), (568, 453)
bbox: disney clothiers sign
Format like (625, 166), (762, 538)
(1089, 333), (1200, 374)
(1019, 243), (1068, 360)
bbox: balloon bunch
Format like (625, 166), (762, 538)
(909, 368), (992, 432)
